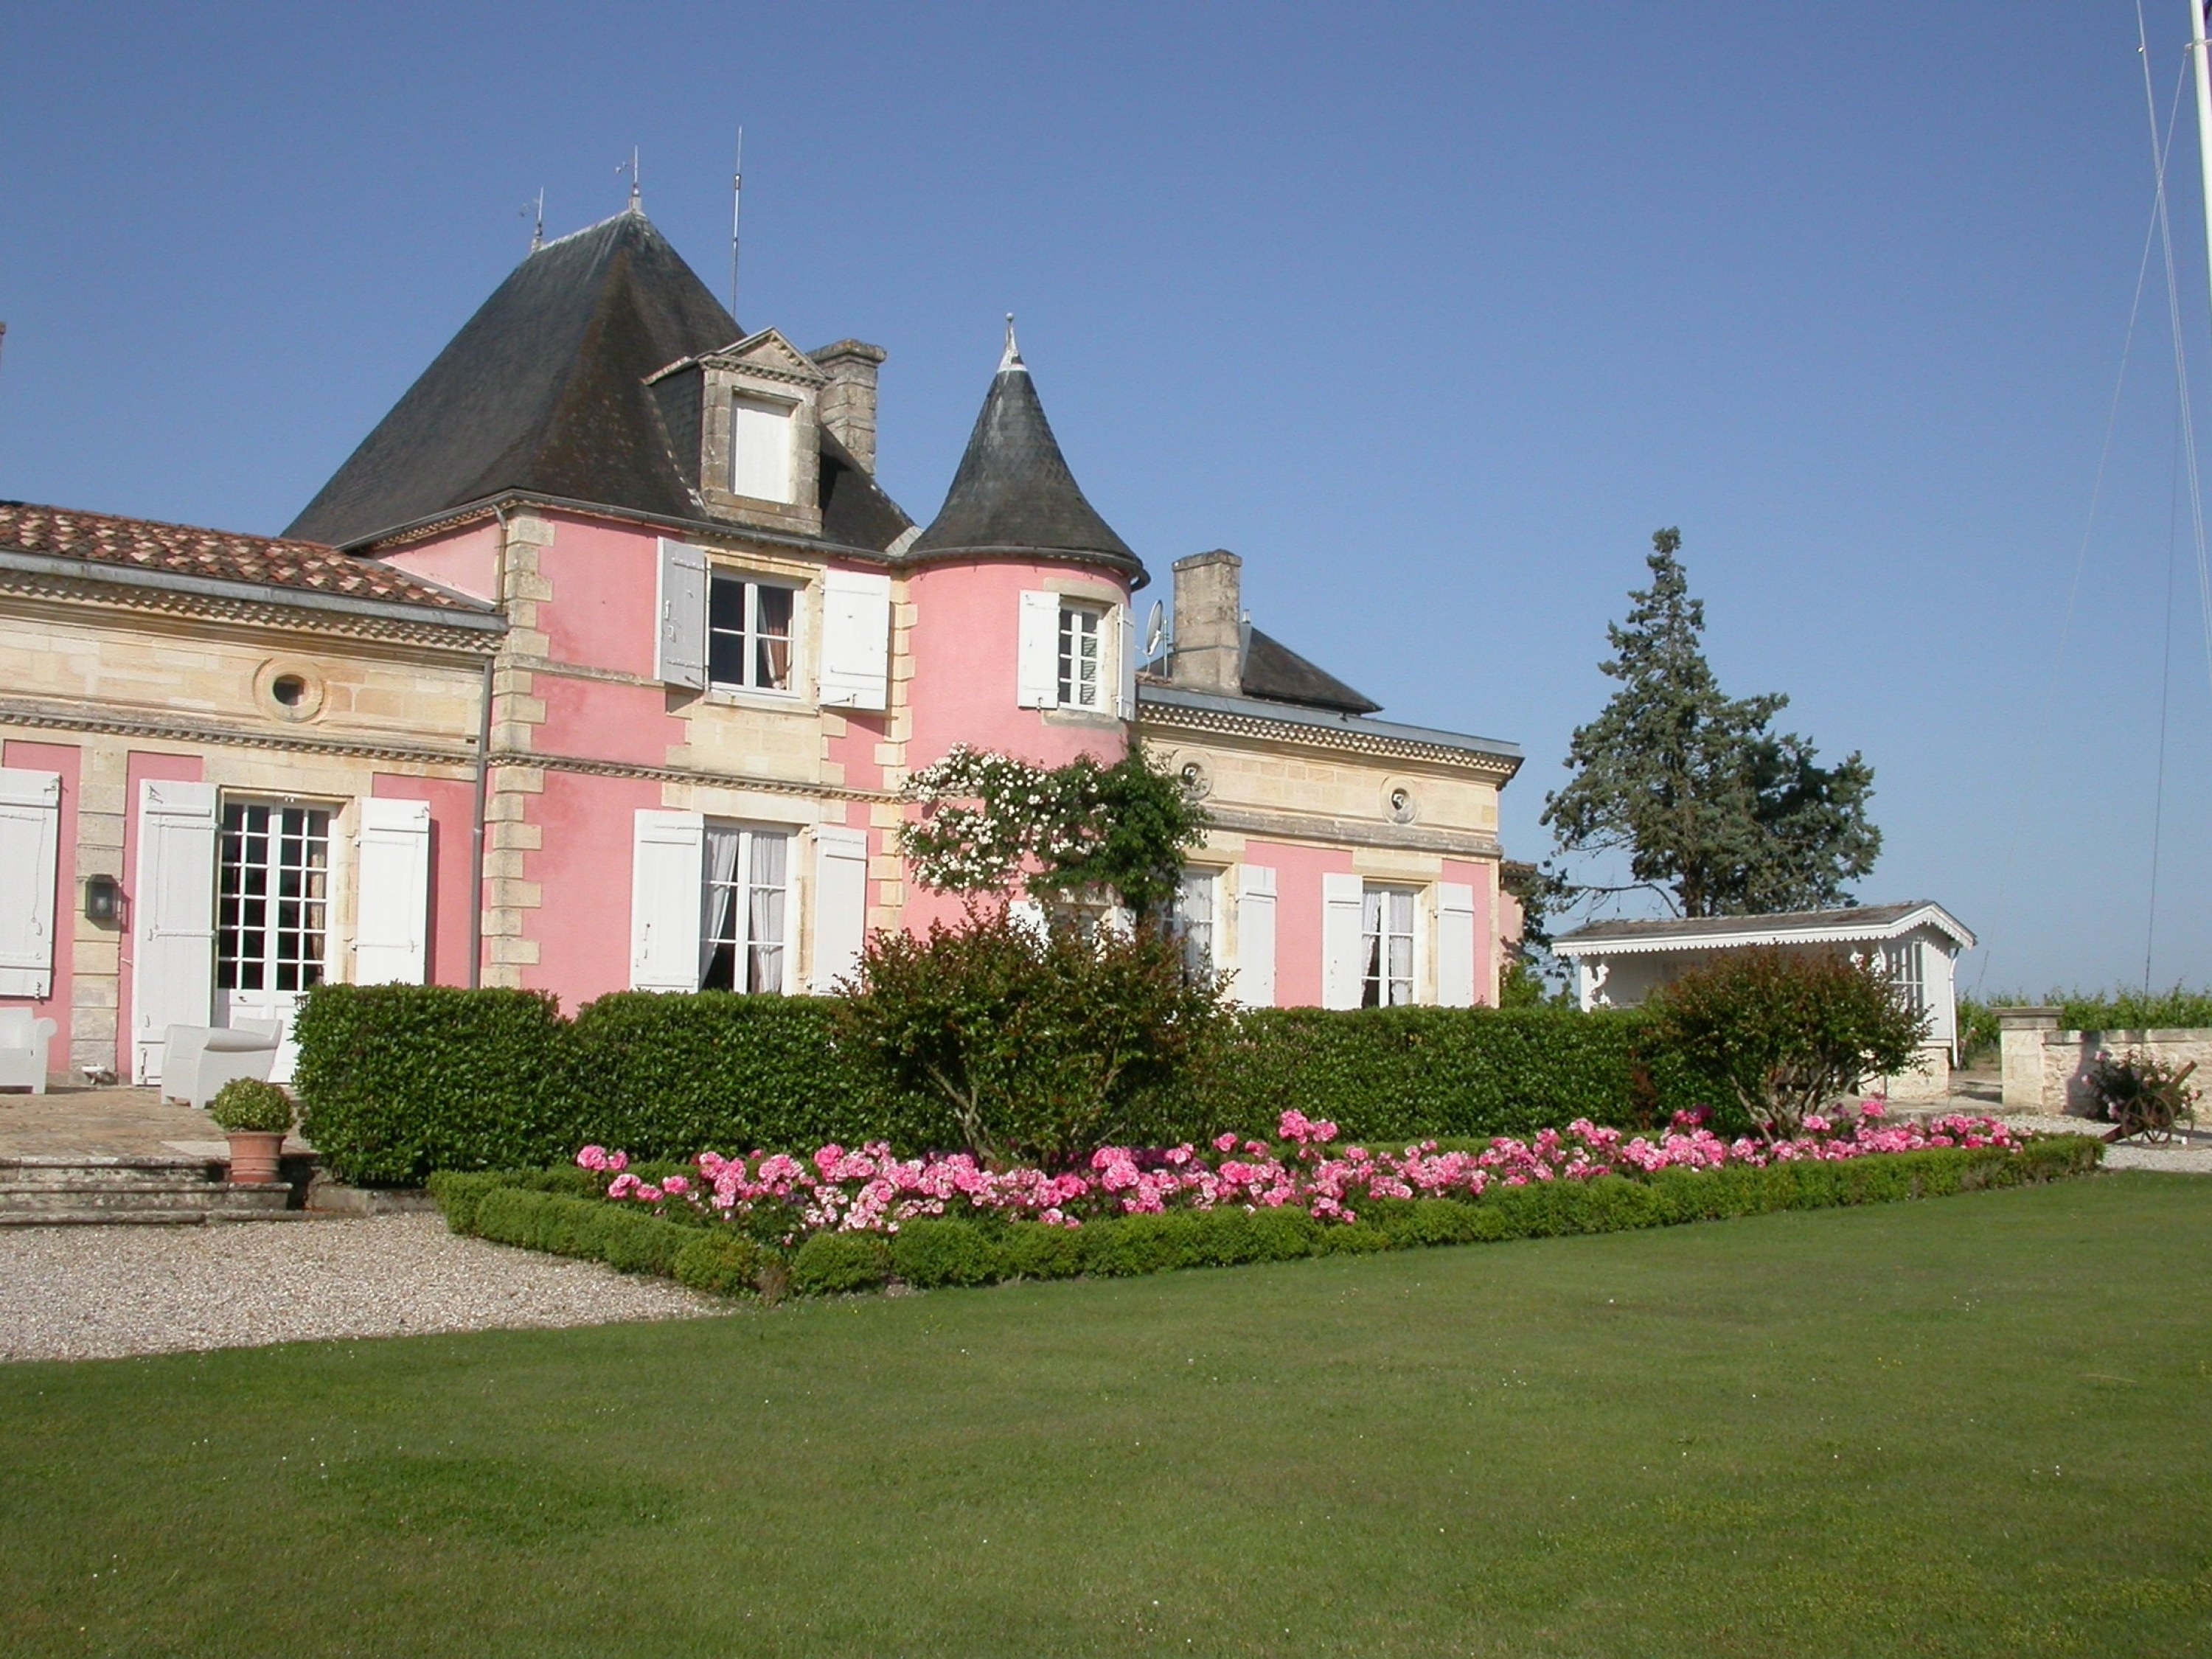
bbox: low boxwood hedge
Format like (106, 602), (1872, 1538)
(300, 985), (1714, 1185)
(433, 1136), (2103, 1298)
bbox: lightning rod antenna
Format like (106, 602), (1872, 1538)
(729, 126), (744, 324)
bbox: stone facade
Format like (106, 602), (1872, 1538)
(1999, 1006), (2212, 1117)
(0, 552), (493, 1078)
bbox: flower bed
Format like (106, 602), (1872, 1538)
(576, 1105), (2041, 1244)
(431, 1118), (2100, 1301)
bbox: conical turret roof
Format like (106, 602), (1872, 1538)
(910, 327), (1141, 580)
(288, 211), (741, 546)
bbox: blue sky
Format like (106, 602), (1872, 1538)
(3, 1), (2207, 994)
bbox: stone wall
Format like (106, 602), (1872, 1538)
(1997, 1006), (2212, 1116)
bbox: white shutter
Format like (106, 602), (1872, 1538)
(1115, 602), (1137, 720)
(818, 569), (891, 710)
(656, 538), (708, 689)
(731, 396), (794, 503)
(0, 769), (60, 999)
(1321, 872), (1366, 1011)
(630, 810), (704, 991)
(1016, 591), (1060, 709)
(1009, 897), (1048, 942)
(355, 798), (432, 986)
(1235, 863), (1276, 1009)
(810, 827), (870, 992)
(1436, 881), (1477, 1009)
(132, 779), (217, 1084)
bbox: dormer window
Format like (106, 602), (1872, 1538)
(730, 394), (794, 503)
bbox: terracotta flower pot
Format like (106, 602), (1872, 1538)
(225, 1130), (286, 1185)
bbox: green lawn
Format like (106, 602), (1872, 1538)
(4, 1175), (2210, 1658)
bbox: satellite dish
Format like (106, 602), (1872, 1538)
(1142, 599), (1167, 662)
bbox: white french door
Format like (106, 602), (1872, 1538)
(215, 801), (330, 1082)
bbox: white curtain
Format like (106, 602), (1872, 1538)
(746, 833), (788, 993)
(700, 825), (741, 989)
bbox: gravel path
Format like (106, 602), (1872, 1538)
(0, 1214), (724, 1364)
(1994, 1114), (2212, 1175)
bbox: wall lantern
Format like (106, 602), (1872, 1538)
(84, 874), (120, 925)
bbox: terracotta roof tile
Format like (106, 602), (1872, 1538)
(0, 501), (490, 613)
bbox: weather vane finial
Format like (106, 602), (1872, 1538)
(621, 147), (641, 213)
(1000, 313), (1023, 372)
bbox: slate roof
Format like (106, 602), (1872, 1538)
(288, 211), (830, 548)
(1240, 626), (1380, 714)
(909, 342), (1141, 580)
(1554, 901), (1975, 953)
(818, 427), (914, 552)
(0, 500), (493, 615)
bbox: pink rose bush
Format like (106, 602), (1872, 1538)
(576, 1103), (2031, 1243)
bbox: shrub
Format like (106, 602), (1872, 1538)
(790, 1232), (893, 1295)
(888, 1220), (1006, 1288)
(572, 992), (919, 1158)
(841, 904), (1229, 1165)
(207, 1077), (294, 1133)
(1646, 948), (1927, 1138)
(672, 1232), (765, 1298)
(293, 985), (582, 1184)
(1194, 1005), (1711, 1143)
(464, 1187), (692, 1278)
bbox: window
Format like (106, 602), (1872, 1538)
(708, 572), (795, 692)
(699, 824), (790, 993)
(218, 802), (330, 993)
(1360, 886), (1415, 1008)
(1888, 940), (1926, 1018)
(730, 394), (793, 503)
(1057, 602), (1105, 709)
(1164, 868), (1217, 978)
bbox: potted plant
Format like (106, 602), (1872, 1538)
(207, 1077), (296, 1184)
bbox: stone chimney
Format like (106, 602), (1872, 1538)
(810, 340), (887, 473)
(1171, 550), (1244, 693)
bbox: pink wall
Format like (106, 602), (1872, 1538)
(119, 751), (204, 1076)
(903, 560), (1132, 773)
(535, 674), (687, 769)
(1244, 840), (1353, 1009)
(2, 740), (80, 1076)
(519, 769), (663, 1013)
(371, 774), (477, 987)
(378, 521), (501, 604)
(538, 513), (662, 678)
(898, 559), (1135, 934)
(1442, 857), (1498, 1007)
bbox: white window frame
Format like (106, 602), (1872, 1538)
(699, 823), (794, 995)
(1165, 867), (1219, 979)
(1057, 600), (1107, 710)
(1888, 939), (1927, 1019)
(1360, 884), (1417, 1009)
(217, 799), (333, 999)
(706, 570), (799, 695)
(730, 393), (795, 504)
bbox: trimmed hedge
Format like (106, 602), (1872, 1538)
(300, 986), (1715, 1185)
(434, 1136), (2104, 1298)
(1200, 1006), (1711, 1144)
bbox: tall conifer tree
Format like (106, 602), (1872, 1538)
(1542, 529), (1879, 918)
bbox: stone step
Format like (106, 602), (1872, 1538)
(0, 1161), (296, 1223)
(0, 1190), (294, 1224)
(0, 1155), (222, 1189)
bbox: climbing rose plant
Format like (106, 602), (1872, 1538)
(900, 744), (1207, 913)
